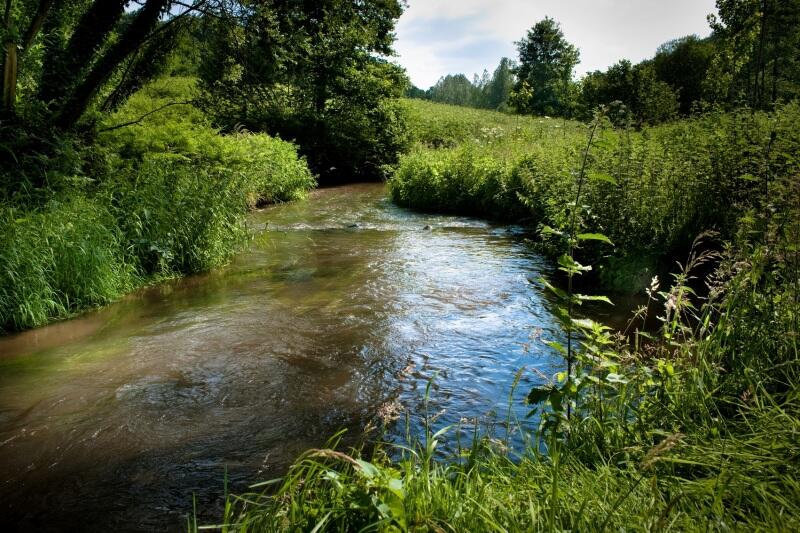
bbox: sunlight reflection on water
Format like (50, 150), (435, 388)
(0, 183), (564, 531)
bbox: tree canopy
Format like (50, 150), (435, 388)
(1, 0), (199, 129)
(198, 0), (409, 181)
(512, 17), (579, 116)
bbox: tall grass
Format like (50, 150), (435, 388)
(0, 197), (134, 330)
(0, 77), (315, 333)
(203, 103), (799, 532)
(391, 99), (800, 292)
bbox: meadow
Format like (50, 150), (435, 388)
(392, 99), (800, 291)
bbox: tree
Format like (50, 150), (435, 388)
(427, 74), (481, 107)
(1, 1), (208, 127)
(653, 35), (716, 114)
(199, 0), (409, 182)
(707, 0), (800, 108)
(484, 57), (515, 110)
(580, 60), (678, 126)
(512, 17), (580, 116)
(632, 62), (679, 124)
(405, 84), (426, 99)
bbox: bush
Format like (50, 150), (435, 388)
(100, 77), (316, 206)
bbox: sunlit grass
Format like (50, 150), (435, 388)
(391, 99), (800, 292)
(0, 77), (315, 333)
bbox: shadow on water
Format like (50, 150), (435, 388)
(0, 183), (569, 531)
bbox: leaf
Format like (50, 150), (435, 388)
(355, 459), (379, 479)
(577, 233), (614, 245)
(539, 277), (569, 300)
(545, 340), (567, 355)
(736, 173), (759, 182)
(433, 425), (453, 441)
(606, 373), (629, 384)
(540, 225), (564, 237)
(588, 172), (617, 185)
(527, 387), (552, 405)
(387, 477), (404, 496)
(549, 389), (564, 412)
(558, 254), (592, 274)
(576, 294), (614, 305)
(571, 318), (600, 330)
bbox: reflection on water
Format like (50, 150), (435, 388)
(0, 183), (564, 531)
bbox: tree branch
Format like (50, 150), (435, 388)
(97, 100), (194, 133)
(21, 0), (55, 53)
(55, 0), (170, 129)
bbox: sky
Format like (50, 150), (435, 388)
(395, 0), (719, 89)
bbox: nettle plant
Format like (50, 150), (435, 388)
(527, 107), (675, 450)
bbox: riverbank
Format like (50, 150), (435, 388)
(392, 99), (800, 292)
(0, 77), (315, 334)
(209, 103), (800, 530)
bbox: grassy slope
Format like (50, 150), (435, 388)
(0, 77), (315, 333)
(208, 101), (800, 531)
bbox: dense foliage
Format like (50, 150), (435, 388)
(580, 60), (679, 125)
(198, 0), (410, 181)
(0, 77), (314, 332)
(392, 99), (800, 291)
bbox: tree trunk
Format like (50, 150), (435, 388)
(38, 0), (128, 104)
(754, 0), (773, 108)
(21, 0), (56, 53)
(55, 0), (170, 130)
(2, 42), (16, 113)
(2, 0), (13, 114)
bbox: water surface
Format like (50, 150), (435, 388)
(0, 184), (564, 531)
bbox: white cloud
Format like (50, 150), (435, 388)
(396, 0), (718, 89)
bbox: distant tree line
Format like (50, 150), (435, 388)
(409, 0), (800, 125)
(406, 57), (515, 111)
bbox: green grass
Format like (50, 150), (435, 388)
(391, 99), (800, 292)
(202, 103), (800, 531)
(208, 400), (799, 531)
(0, 197), (135, 330)
(0, 77), (315, 333)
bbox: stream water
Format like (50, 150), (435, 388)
(0, 183), (570, 531)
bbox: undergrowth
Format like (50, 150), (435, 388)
(391, 99), (800, 292)
(0, 77), (315, 333)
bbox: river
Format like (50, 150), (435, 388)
(0, 183), (568, 531)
